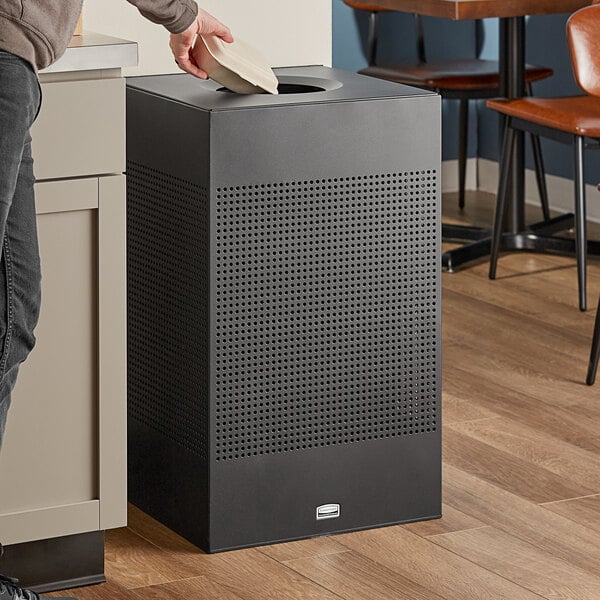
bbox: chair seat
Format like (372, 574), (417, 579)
(487, 95), (600, 137)
(359, 59), (553, 91)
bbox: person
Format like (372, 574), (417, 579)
(0, 1), (232, 599)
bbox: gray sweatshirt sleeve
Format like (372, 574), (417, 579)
(126, 0), (198, 34)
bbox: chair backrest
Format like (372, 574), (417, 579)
(342, 0), (482, 67)
(342, 0), (427, 65)
(567, 4), (600, 97)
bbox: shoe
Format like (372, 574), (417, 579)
(0, 575), (77, 600)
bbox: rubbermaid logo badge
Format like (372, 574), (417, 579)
(316, 503), (341, 520)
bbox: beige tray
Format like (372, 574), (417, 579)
(199, 36), (279, 95)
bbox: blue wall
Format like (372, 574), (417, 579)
(332, 2), (598, 183)
(332, 1), (478, 161)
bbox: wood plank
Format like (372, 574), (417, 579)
(431, 525), (600, 600)
(442, 390), (497, 425)
(194, 549), (345, 600)
(443, 427), (591, 503)
(259, 535), (349, 563)
(448, 417), (600, 493)
(404, 504), (485, 537)
(126, 506), (227, 579)
(443, 287), (589, 371)
(442, 258), (600, 335)
(47, 582), (137, 600)
(127, 577), (247, 600)
(443, 464), (600, 577)
(336, 526), (541, 599)
(543, 495), (600, 534)
(443, 365), (600, 453)
(443, 339), (592, 409)
(560, 395), (600, 436)
(441, 313), (590, 389)
(104, 528), (204, 589)
(126, 511), (343, 600)
(285, 550), (446, 600)
(127, 504), (201, 555)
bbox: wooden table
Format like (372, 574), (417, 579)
(370, 0), (588, 20)
(368, 0), (591, 271)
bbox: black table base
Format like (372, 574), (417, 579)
(441, 223), (491, 272)
(441, 17), (526, 272)
(442, 213), (600, 272)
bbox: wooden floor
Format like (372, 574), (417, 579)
(56, 191), (600, 600)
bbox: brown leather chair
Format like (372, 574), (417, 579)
(342, 0), (554, 212)
(488, 3), (600, 313)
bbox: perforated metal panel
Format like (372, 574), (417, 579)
(127, 161), (209, 460)
(214, 171), (439, 462)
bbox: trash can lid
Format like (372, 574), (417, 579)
(127, 66), (438, 112)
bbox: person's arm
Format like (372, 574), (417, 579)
(126, 0), (233, 78)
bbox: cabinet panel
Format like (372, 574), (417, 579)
(0, 501), (99, 546)
(98, 176), (127, 529)
(0, 188), (98, 515)
(32, 78), (125, 180)
(35, 179), (99, 214)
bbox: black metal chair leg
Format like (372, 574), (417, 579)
(489, 124), (516, 280)
(530, 133), (550, 222)
(574, 135), (587, 312)
(367, 11), (379, 67)
(526, 82), (550, 223)
(458, 98), (469, 210)
(587, 295), (600, 385)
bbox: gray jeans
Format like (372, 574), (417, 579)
(0, 51), (43, 449)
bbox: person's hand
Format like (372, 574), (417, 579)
(170, 9), (233, 79)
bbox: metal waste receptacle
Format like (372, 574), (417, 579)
(126, 66), (441, 553)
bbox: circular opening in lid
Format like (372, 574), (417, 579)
(278, 83), (327, 94)
(216, 82), (326, 95)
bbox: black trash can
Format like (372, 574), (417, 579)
(126, 66), (442, 552)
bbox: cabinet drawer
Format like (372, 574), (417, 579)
(35, 178), (98, 215)
(32, 78), (125, 180)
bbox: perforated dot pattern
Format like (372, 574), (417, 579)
(215, 171), (439, 461)
(127, 161), (209, 460)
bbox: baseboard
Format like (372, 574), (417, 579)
(0, 531), (105, 593)
(441, 158), (478, 193)
(477, 158), (600, 223)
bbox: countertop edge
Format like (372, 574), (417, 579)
(41, 33), (138, 74)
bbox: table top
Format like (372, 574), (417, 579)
(368, 0), (591, 19)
